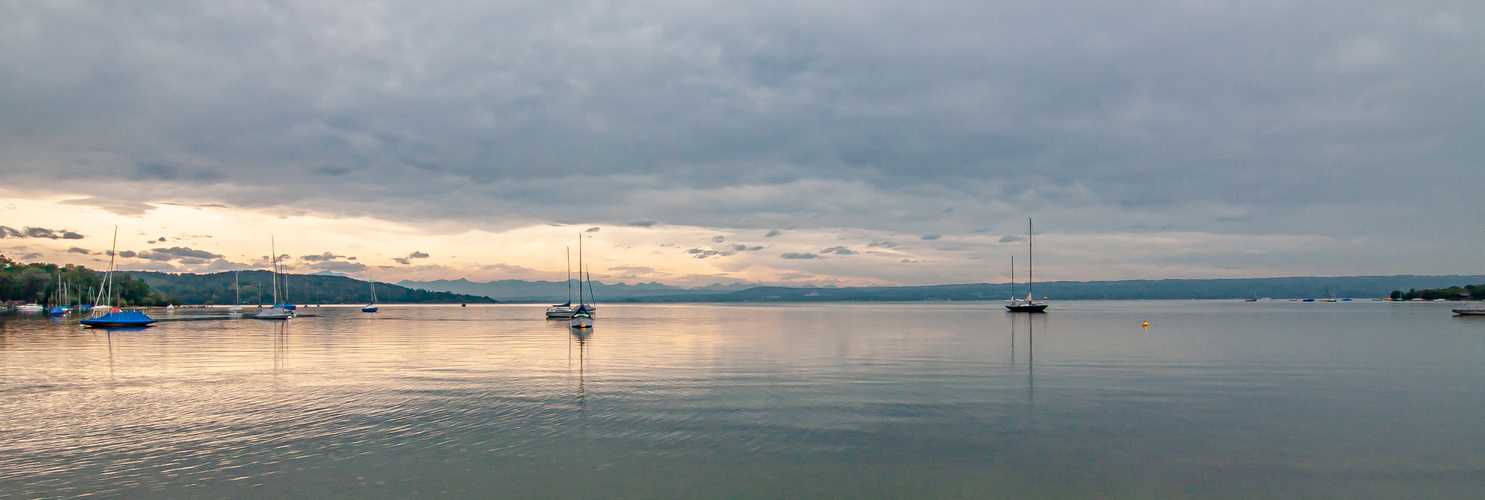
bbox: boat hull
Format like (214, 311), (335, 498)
(1006, 303), (1049, 313)
(1453, 309), (1485, 316)
(255, 307), (294, 320)
(81, 311), (157, 328)
(569, 315), (593, 328)
(362, 306), (378, 313)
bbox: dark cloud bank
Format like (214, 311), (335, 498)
(2, 1), (1483, 274)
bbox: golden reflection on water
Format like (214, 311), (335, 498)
(2, 302), (1484, 498)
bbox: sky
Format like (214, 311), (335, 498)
(1, 1), (1481, 287)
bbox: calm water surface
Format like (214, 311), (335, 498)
(2, 301), (1482, 498)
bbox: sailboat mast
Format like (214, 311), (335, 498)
(577, 235), (585, 306)
(1010, 256), (1016, 300)
(105, 226), (117, 307)
(270, 236), (280, 305)
(1027, 218), (1034, 300)
(567, 247), (572, 304)
(234, 270), (241, 305)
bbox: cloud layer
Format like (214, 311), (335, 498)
(2, 1), (1482, 283)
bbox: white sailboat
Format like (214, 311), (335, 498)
(1006, 218), (1048, 313)
(546, 247), (577, 319)
(228, 270), (245, 317)
(362, 276), (378, 313)
(569, 236), (595, 329)
(255, 237), (294, 320)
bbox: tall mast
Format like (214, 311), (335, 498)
(1027, 218), (1034, 300)
(270, 236), (280, 305)
(104, 226), (117, 307)
(1010, 256), (1016, 301)
(234, 270), (241, 305)
(577, 235), (585, 306)
(566, 247), (572, 304)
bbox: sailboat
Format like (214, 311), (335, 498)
(362, 276), (378, 313)
(48, 273), (67, 316)
(255, 237), (294, 320)
(82, 227), (157, 328)
(570, 236), (595, 329)
(546, 247), (577, 319)
(228, 270), (245, 317)
(1006, 218), (1049, 313)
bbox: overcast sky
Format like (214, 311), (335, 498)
(2, 1), (1481, 286)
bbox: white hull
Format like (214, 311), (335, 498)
(1454, 309), (1485, 316)
(255, 307), (294, 320)
(546, 307), (576, 319)
(569, 315), (593, 328)
(15, 304), (45, 313)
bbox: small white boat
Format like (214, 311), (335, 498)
(255, 237), (294, 320)
(16, 303), (45, 313)
(362, 276), (378, 313)
(255, 307), (293, 320)
(570, 311), (593, 329)
(1453, 303), (1485, 316)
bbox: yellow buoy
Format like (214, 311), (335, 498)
(1142, 322), (1149, 328)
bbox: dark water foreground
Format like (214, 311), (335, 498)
(2, 301), (1482, 498)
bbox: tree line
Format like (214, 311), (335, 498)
(1391, 285), (1485, 301)
(129, 270), (496, 305)
(0, 255), (175, 306)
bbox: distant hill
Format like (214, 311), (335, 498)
(403, 275), (1485, 302)
(397, 278), (754, 302)
(133, 270), (497, 305)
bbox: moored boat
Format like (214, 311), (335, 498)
(1006, 218), (1048, 313)
(82, 227), (157, 328)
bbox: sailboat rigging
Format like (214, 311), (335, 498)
(547, 247), (578, 319)
(362, 275), (379, 313)
(81, 227), (157, 328)
(255, 236), (294, 320)
(1006, 218), (1049, 313)
(570, 235), (595, 329)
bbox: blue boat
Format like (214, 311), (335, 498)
(81, 227), (156, 329)
(81, 310), (157, 328)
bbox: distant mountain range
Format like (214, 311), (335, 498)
(132, 270), (498, 305)
(397, 278), (754, 302)
(401, 275), (1485, 302)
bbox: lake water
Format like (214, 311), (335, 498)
(2, 301), (1482, 498)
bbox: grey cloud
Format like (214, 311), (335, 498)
(585, 227), (601, 233)
(686, 248), (724, 259)
(730, 244), (763, 252)
(395, 251), (431, 265)
(301, 252), (353, 262)
(307, 261), (368, 273)
(1, 1), (1482, 279)
(711, 236), (725, 243)
(0, 226), (84, 239)
(921, 234), (941, 241)
(765, 230), (783, 238)
(999, 235), (1026, 243)
(117, 250), (137, 258)
(19, 252), (44, 260)
(133, 246), (224, 261)
(820, 246), (858, 255)
(780, 252), (820, 260)
(67, 247), (92, 254)
(626, 220), (657, 227)
(867, 240), (897, 248)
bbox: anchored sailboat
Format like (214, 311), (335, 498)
(81, 227), (157, 328)
(546, 247), (577, 319)
(570, 236), (595, 329)
(362, 275), (378, 313)
(1006, 218), (1048, 313)
(255, 237), (294, 320)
